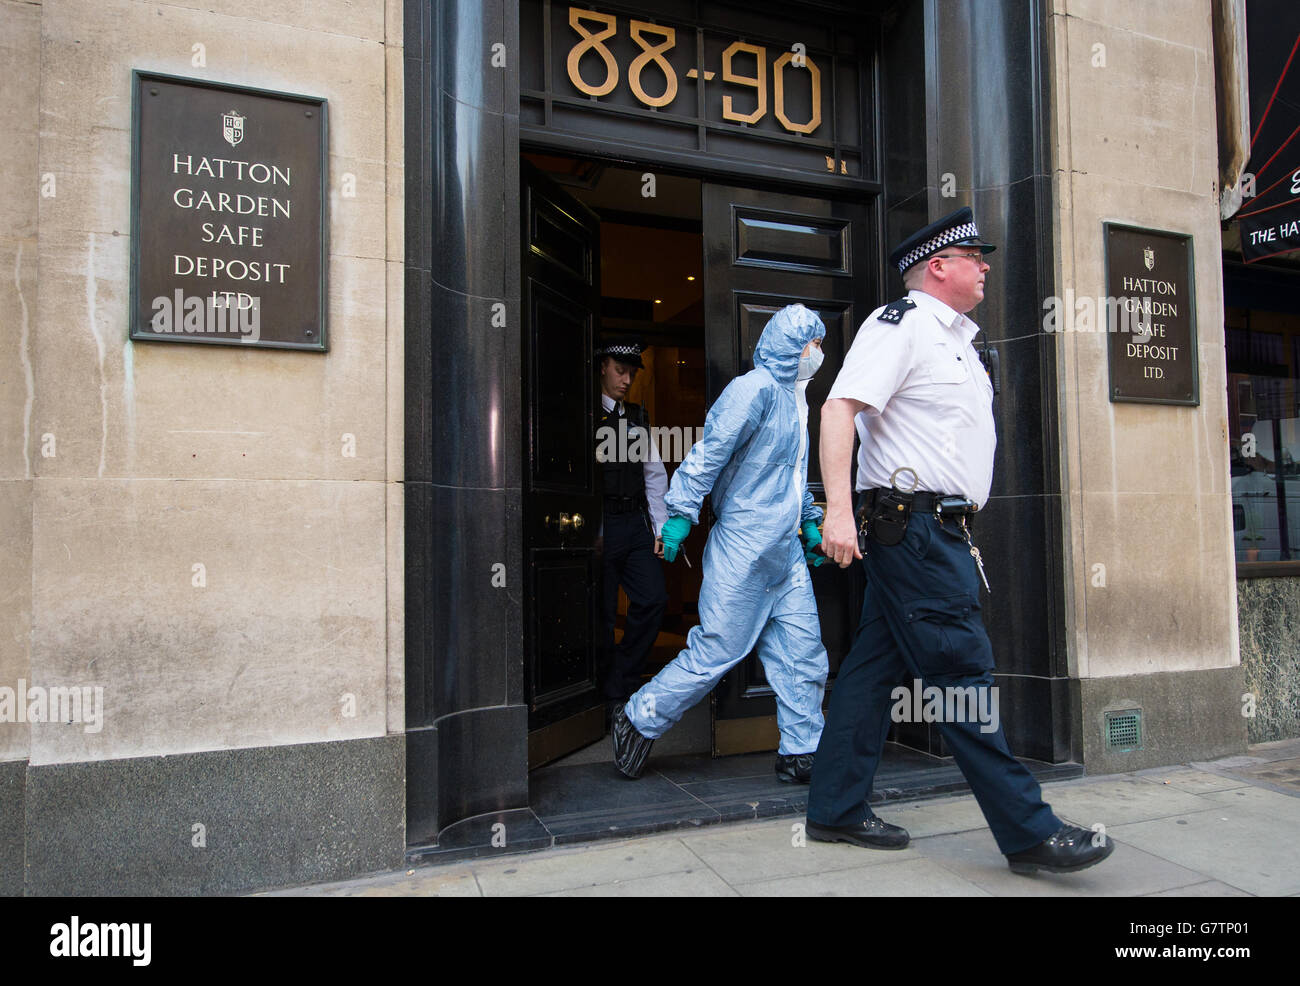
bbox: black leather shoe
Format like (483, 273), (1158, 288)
(1006, 824), (1115, 874)
(805, 813), (909, 850)
(611, 703), (654, 779)
(775, 753), (815, 784)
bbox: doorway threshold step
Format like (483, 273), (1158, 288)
(404, 745), (1082, 866)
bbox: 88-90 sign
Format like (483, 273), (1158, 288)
(565, 7), (824, 136)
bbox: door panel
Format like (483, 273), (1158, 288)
(523, 162), (605, 767)
(703, 183), (877, 753)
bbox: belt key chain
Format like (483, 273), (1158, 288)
(958, 515), (990, 592)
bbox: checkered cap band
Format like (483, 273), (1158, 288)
(896, 221), (979, 273)
(598, 344), (642, 357)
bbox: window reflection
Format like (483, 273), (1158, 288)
(1227, 310), (1299, 563)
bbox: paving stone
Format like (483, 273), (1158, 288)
(264, 867), (481, 897)
(911, 829), (1203, 897)
(1144, 881), (1252, 897)
(1199, 785), (1300, 822)
(1109, 805), (1300, 896)
(1044, 775), (1223, 826)
(541, 867), (736, 897)
(680, 817), (918, 884)
(1132, 767), (1251, 795)
(471, 836), (700, 896)
(734, 856), (990, 897)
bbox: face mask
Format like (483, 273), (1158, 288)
(797, 346), (824, 381)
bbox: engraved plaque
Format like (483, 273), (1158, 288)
(130, 72), (328, 350)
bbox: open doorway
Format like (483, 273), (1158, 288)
(523, 152), (712, 765)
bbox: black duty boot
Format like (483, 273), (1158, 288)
(611, 703), (654, 779)
(775, 753), (815, 784)
(1005, 824), (1115, 875)
(805, 811), (910, 850)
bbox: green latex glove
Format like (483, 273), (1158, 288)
(660, 515), (692, 563)
(801, 520), (827, 567)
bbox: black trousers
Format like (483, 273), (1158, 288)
(600, 510), (668, 701)
(807, 512), (1061, 854)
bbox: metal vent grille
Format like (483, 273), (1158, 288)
(1104, 710), (1142, 752)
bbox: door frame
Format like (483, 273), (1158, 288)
(517, 144), (883, 755)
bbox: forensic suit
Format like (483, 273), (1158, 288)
(624, 305), (829, 755)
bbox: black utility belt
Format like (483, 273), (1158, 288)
(858, 489), (978, 515)
(604, 495), (646, 515)
(855, 487), (977, 550)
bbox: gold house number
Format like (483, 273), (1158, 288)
(565, 7), (823, 135)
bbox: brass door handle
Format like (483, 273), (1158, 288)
(545, 512), (586, 533)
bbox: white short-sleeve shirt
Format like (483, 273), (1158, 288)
(826, 289), (996, 507)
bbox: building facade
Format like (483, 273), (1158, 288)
(0, 0), (1289, 895)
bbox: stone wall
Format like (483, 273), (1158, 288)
(0, 0), (406, 892)
(1048, 0), (1247, 766)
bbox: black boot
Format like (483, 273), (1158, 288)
(806, 811), (910, 850)
(1005, 824), (1115, 874)
(775, 753), (815, 784)
(611, 704), (655, 779)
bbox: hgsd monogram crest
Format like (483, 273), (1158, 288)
(222, 110), (245, 148)
(1143, 246), (1154, 271)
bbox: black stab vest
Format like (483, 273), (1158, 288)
(597, 400), (648, 501)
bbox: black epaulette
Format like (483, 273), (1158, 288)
(877, 298), (916, 324)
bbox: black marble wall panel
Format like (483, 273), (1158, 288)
(405, 727), (439, 847)
(408, 706), (530, 850)
(881, 0), (928, 296)
(405, 0), (527, 845)
(884, 0), (1069, 762)
(986, 333), (1051, 499)
(24, 737), (403, 896)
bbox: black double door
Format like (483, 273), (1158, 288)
(701, 182), (875, 753)
(522, 164), (606, 768)
(522, 164), (877, 763)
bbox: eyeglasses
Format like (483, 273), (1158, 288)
(933, 252), (987, 264)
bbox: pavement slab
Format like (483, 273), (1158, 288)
(265, 745), (1300, 897)
(912, 829), (1209, 897)
(472, 836), (705, 897)
(734, 855), (991, 897)
(679, 821), (921, 884)
(1108, 804), (1300, 896)
(541, 867), (737, 897)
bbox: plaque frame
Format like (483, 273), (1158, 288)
(1103, 221), (1199, 406)
(129, 70), (330, 352)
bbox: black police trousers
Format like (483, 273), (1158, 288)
(807, 512), (1061, 854)
(600, 510), (668, 701)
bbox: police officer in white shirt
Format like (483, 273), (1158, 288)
(805, 208), (1114, 875)
(596, 342), (669, 704)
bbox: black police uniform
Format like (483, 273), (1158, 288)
(808, 207), (1064, 856)
(598, 398), (668, 702)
